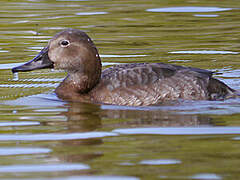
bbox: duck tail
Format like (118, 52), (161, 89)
(208, 78), (236, 100)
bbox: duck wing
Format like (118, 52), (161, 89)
(102, 62), (213, 82)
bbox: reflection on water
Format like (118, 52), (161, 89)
(169, 50), (239, 54)
(0, 132), (117, 141)
(139, 159), (181, 165)
(12, 72), (18, 81)
(0, 63), (24, 70)
(191, 173), (222, 180)
(0, 83), (58, 88)
(194, 14), (219, 17)
(101, 55), (147, 58)
(51, 176), (140, 180)
(0, 121), (39, 126)
(113, 127), (240, 135)
(1, 94), (240, 179)
(146, 7), (233, 13)
(0, 147), (51, 156)
(0, 0), (240, 179)
(75, 12), (108, 16)
(0, 163), (90, 172)
(5, 94), (214, 126)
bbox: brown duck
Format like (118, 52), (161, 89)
(12, 29), (236, 106)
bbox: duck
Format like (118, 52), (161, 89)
(12, 29), (236, 106)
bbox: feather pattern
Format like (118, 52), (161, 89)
(90, 63), (234, 106)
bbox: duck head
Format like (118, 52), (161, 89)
(12, 29), (102, 93)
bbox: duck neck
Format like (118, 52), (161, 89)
(55, 67), (101, 99)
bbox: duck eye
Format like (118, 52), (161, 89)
(60, 40), (70, 47)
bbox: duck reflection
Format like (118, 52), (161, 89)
(49, 101), (213, 164)
(61, 102), (212, 131)
(61, 102), (101, 132)
(58, 102), (103, 159)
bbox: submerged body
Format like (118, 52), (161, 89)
(12, 29), (235, 106)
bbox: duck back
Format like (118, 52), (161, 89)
(90, 63), (235, 106)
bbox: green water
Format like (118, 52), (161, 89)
(0, 0), (240, 179)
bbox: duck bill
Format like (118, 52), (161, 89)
(12, 47), (54, 73)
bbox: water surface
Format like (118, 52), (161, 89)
(0, 0), (240, 179)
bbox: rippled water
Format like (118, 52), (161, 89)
(0, 0), (240, 179)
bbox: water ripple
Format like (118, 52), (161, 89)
(0, 83), (58, 88)
(194, 14), (219, 17)
(101, 54), (147, 58)
(0, 121), (39, 126)
(0, 147), (51, 156)
(57, 0), (89, 1)
(191, 173), (222, 180)
(0, 132), (117, 141)
(113, 127), (240, 135)
(169, 50), (238, 54)
(0, 163), (89, 172)
(0, 63), (24, 70)
(48, 176), (139, 180)
(140, 159), (181, 165)
(147, 7), (233, 13)
(232, 137), (240, 140)
(76, 12), (108, 16)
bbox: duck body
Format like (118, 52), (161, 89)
(12, 29), (235, 106)
(85, 63), (234, 106)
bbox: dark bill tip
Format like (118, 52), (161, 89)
(11, 47), (54, 74)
